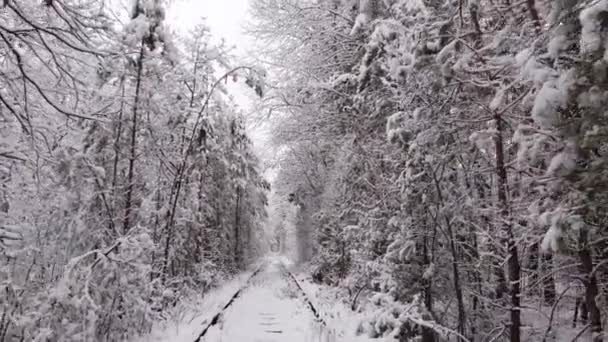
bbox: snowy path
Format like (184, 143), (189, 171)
(199, 261), (331, 342)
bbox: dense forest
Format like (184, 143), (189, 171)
(1, 0), (608, 341)
(254, 0), (608, 341)
(0, 0), (268, 340)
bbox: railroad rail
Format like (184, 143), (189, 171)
(193, 261), (328, 341)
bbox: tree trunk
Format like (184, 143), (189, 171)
(431, 170), (465, 340)
(150, 164), (162, 281)
(578, 229), (603, 341)
(197, 171), (206, 261)
(468, 222), (483, 339)
(234, 185), (241, 268)
(494, 113), (521, 342)
(526, 0), (541, 28)
(162, 165), (185, 281)
(421, 231), (436, 342)
(110, 76), (126, 236)
(445, 219), (466, 341)
(122, 42), (145, 235)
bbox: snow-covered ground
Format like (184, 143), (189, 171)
(202, 261), (328, 342)
(137, 269), (257, 342)
(293, 273), (378, 342)
(137, 256), (374, 342)
(138, 257), (593, 342)
(292, 270), (594, 342)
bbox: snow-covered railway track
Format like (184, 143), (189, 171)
(193, 266), (264, 342)
(194, 260), (332, 342)
(279, 265), (327, 327)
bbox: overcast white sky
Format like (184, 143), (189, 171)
(168, 0), (252, 53)
(167, 0), (257, 120)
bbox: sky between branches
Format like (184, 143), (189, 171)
(168, 0), (277, 173)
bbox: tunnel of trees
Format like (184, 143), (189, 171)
(1, 0), (608, 341)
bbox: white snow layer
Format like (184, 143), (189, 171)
(137, 258), (350, 342)
(136, 270), (256, 342)
(203, 262), (325, 342)
(580, 0), (608, 55)
(531, 70), (576, 128)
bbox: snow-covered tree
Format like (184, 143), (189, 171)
(0, 1), (269, 340)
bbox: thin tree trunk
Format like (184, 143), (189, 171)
(111, 76), (126, 192)
(541, 249), (556, 305)
(578, 229), (603, 341)
(421, 229), (436, 342)
(150, 161), (162, 281)
(431, 170), (466, 340)
(195, 171), (206, 263)
(445, 219), (466, 340)
(526, 0), (541, 28)
(162, 164), (185, 280)
(529, 240), (539, 297)
(494, 113), (521, 342)
(468, 221), (483, 339)
(234, 185), (241, 268)
(339, 240), (347, 279)
(110, 76), (126, 236)
(122, 42), (145, 235)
